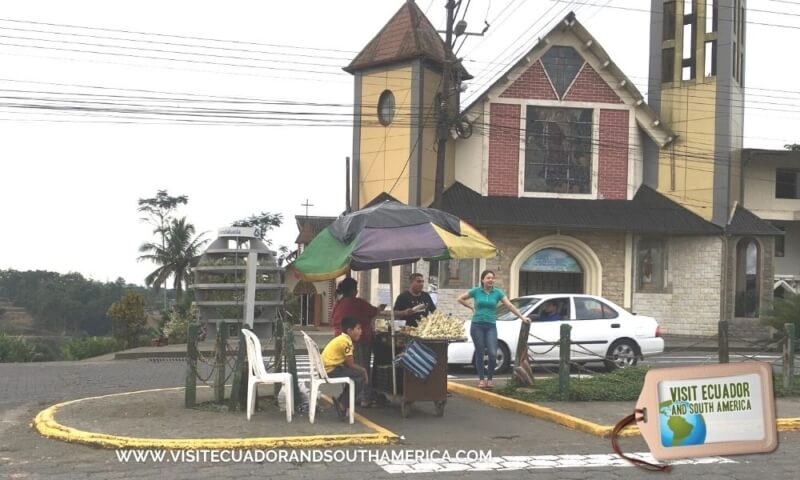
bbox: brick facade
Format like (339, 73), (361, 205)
(487, 103), (521, 196)
(598, 109), (629, 200)
(500, 61), (558, 100)
(563, 64), (623, 104)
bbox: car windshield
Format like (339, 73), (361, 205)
(496, 297), (540, 321)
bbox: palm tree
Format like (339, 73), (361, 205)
(138, 217), (208, 305)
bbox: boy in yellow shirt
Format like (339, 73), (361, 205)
(321, 316), (370, 419)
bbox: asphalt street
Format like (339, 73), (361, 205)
(0, 357), (798, 479)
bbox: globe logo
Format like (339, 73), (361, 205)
(659, 400), (707, 447)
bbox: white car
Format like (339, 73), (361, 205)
(448, 294), (664, 372)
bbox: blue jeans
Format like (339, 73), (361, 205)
(470, 322), (498, 380)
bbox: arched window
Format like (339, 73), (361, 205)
(518, 248), (583, 295)
(735, 238), (761, 317)
(377, 90), (396, 126)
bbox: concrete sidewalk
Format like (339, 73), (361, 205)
(110, 330), (778, 361)
(111, 327), (331, 360)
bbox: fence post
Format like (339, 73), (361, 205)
(283, 321), (300, 412)
(559, 324), (571, 401)
(784, 323), (796, 392)
(185, 324), (198, 408)
(215, 321), (227, 403)
(229, 333), (247, 411)
(718, 320), (729, 364)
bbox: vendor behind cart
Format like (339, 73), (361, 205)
(393, 273), (436, 327)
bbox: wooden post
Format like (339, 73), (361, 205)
(559, 324), (571, 401)
(284, 321), (300, 412)
(273, 319), (284, 397)
(215, 321), (227, 403)
(718, 320), (729, 364)
(185, 324), (198, 408)
(229, 333), (247, 411)
(514, 320), (534, 386)
(783, 323), (796, 392)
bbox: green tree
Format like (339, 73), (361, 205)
(138, 217), (208, 305)
(231, 211), (283, 244)
(0, 269), (131, 336)
(107, 290), (147, 348)
(138, 190), (188, 309)
(761, 293), (800, 332)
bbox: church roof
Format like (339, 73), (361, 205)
(440, 182), (721, 235)
(294, 215), (337, 245)
(344, 0), (471, 79)
(363, 191), (402, 208)
(461, 12), (675, 148)
(725, 205), (784, 236)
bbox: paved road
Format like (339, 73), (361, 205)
(1, 359), (798, 479)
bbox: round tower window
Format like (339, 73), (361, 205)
(377, 90), (396, 126)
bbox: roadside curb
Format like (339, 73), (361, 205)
(32, 387), (399, 449)
(114, 349), (310, 360)
(447, 381), (800, 438)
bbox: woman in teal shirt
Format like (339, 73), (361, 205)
(458, 270), (530, 389)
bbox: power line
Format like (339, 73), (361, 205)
(0, 25), (353, 62)
(548, 0), (800, 26)
(0, 17), (361, 54)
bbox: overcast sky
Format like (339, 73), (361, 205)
(1, 0), (798, 286)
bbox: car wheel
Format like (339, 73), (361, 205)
(475, 342), (511, 374)
(604, 339), (639, 371)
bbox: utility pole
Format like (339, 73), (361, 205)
(433, 0), (457, 209)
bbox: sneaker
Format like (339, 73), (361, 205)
(477, 380), (487, 389)
(486, 380), (495, 389)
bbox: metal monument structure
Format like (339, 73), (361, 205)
(192, 227), (284, 341)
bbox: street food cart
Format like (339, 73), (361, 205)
(372, 317), (466, 417)
(293, 201), (498, 418)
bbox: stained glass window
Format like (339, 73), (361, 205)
(540, 46), (585, 98)
(524, 106), (592, 193)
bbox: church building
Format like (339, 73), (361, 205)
(344, 0), (780, 337)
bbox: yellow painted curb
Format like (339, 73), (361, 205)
(448, 381), (800, 438)
(33, 387), (399, 449)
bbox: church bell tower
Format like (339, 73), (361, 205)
(344, 0), (470, 208)
(647, 0), (746, 226)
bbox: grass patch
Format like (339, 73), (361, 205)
(497, 367), (648, 402)
(497, 366), (800, 402)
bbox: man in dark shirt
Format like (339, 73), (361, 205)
(393, 273), (436, 327)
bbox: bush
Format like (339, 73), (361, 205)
(162, 305), (197, 344)
(760, 293), (800, 332)
(107, 290), (147, 348)
(0, 333), (35, 362)
(62, 336), (126, 360)
(26, 337), (63, 362)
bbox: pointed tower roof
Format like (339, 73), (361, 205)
(344, 0), (471, 79)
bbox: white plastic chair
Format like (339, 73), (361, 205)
(302, 332), (354, 424)
(241, 329), (293, 422)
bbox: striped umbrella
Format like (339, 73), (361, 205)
(294, 201), (497, 281)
